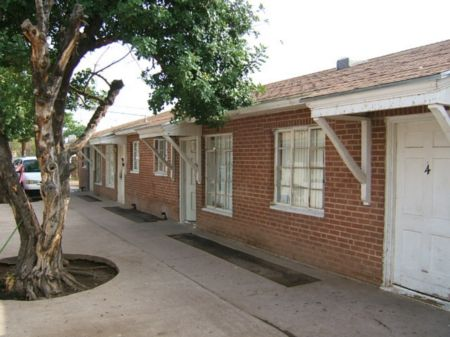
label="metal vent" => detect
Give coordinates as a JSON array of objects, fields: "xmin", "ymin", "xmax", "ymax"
[{"xmin": 336, "ymin": 57, "xmax": 350, "ymax": 70}]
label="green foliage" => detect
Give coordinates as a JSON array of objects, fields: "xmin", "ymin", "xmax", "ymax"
[
  {"xmin": 0, "ymin": 67, "xmax": 34, "ymax": 141},
  {"xmin": 63, "ymin": 112, "xmax": 85, "ymax": 138},
  {"xmin": 0, "ymin": 0, "xmax": 265, "ymax": 129}
]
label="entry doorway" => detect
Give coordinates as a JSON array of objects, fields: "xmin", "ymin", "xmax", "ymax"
[
  {"xmin": 117, "ymin": 144, "xmax": 126, "ymax": 204},
  {"xmin": 388, "ymin": 115, "xmax": 450, "ymax": 302},
  {"xmin": 180, "ymin": 138, "xmax": 198, "ymax": 223}
]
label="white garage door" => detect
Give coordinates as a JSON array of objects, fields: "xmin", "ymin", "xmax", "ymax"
[{"xmin": 394, "ymin": 118, "xmax": 450, "ymax": 301}]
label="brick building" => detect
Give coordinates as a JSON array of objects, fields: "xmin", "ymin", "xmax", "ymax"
[{"xmin": 79, "ymin": 40, "xmax": 450, "ymax": 304}]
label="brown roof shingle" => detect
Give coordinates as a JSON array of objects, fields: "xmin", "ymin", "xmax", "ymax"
[
  {"xmin": 93, "ymin": 111, "xmax": 173, "ymax": 138},
  {"xmin": 92, "ymin": 40, "xmax": 450, "ymax": 136},
  {"xmin": 256, "ymin": 39, "xmax": 450, "ymax": 102}
]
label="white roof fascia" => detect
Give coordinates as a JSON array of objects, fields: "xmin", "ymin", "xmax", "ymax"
[
  {"xmin": 163, "ymin": 122, "xmax": 201, "ymax": 137},
  {"xmin": 226, "ymin": 96, "xmax": 307, "ymax": 120},
  {"xmin": 114, "ymin": 127, "xmax": 141, "ymax": 136},
  {"xmin": 89, "ymin": 135, "xmax": 127, "ymax": 146},
  {"xmin": 309, "ymin": 75, "xmax": 450, "ymax": 118},
  {"xmin": 137, "ymin": 122, "xmax": 201, "ymax": 139},
  {"xmin": 136, "ymin": 125, "xmax": 165, "ymax": 139}
]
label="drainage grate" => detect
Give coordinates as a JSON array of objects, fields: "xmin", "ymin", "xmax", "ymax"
[
  {"xmin": 170, "ymin": 233, "xmax": 319, "ymax": 287},
  {"xmin": 104, "ymin": 206, "xmax": 163, "ymax": 223},
  {"xmin": 78, "ymin": 195, "xmax": 101, "ymax": 202}
]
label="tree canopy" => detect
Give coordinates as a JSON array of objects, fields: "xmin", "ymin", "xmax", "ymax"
[
  {"xmin": 0, "ymin": 0, "xmax": 265, "ymax": 127},
  {"xmin": 0, "ymin": 0, "xmax": 265, "ymax": 300}
]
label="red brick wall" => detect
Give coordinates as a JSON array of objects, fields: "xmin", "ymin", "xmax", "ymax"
[
  {"xmin": 197, "ymin": 106, "xmax": 428, "ymax": 285},
  {"xmin": 125, "ymin": 135, "xmax": 180, "ymax": 220},
  {"xmin": 93, "ymin": 144, "xmax": 118, "ymax": 201}
]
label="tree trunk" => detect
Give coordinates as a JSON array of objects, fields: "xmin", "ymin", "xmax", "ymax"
[
  {"xmin": 10, "ymin": 2, "xmax": 121, "ymax": 299},
  {"xmin": 0, "ymin": 132, "xmax": 39, "ymax": 297},
  {"xmin": 0, "ymin": 132, "xmax": 82, "ymax": 299},
  {"xmin": 20, "ymin": 140, "xmax": 26, "ymax": 156}
]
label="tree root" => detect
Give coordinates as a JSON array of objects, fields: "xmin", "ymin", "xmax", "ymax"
[
  {"xmin": 12, "ymin": 268, "xmax": 87, "ymax": 299},
  {"xmin": 60, "ymin": 270, "xmax": 88, "ymax": 291}
]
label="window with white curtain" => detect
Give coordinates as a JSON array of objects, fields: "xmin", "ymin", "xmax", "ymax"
[
  {"xmin": 274, "ymin": 126, "xmax": 325, "ymax": 212},
  {"xmin": 154, "ymin": 138, "xmax": 168, "ymax": 176},
  {"xmin": 105, "ymin": 145, "xmax": 115, "ymax": 188},
  {"xmin": 131, "ymin": 141, "xmax": 139, "ymax": 173},
  {"xmin": 205, "ymin": 134, "xmax": 233, "ymax": 213}
]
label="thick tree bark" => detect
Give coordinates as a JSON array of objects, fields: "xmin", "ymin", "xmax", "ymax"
[
  {"xmin": 0, "ymin": 1, "xmax": 123, "ymax": 299},
  {"xmin": 0, "ymin": 132, "xmax": 40, "ymax": 298}
]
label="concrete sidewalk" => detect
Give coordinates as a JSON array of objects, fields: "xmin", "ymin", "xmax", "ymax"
[{"xmin": 0, "ymin": 195, "xmax": 449, "ymax": 337}]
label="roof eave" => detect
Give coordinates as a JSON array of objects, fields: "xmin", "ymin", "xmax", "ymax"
[
  {"xmin": 226, "ymin": 96, "xmax": 307, "ymax": 120},
  {"xmin": 309, "ymin": 72, "xmax": 450, "ymax": 118}
]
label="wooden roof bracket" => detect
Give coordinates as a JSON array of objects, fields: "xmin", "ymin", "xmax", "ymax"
[
  {"xmin": 78, "ymin": 149, "xmax": 91, "ymax": 164},
  {"xmin": 92, "ymin": 145, "xmax": 107, "ymax": 161},
  {"xmin": 141, "ymin": 138, "xmax": 175, "ymax": 181},
  {"xmin": 428, "ymin": 104, "xmax": 450, "ymax": 143},
  {"xmin": 162, "ymin": 135, "xmax": 201, "ymax": 184},
  {"xmin": 313, "ymin": 116, "xmax": 372, "ymax": 206}
]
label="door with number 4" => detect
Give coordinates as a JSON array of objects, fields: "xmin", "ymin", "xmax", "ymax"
[{"xmin": 394, "ymin": 117, "xmax": 450, "ymax": 301}]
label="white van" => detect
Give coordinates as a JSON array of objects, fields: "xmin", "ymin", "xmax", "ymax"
[{"xmin": 13, "ymin": 156, "xmax": 42, "ymax": 196}]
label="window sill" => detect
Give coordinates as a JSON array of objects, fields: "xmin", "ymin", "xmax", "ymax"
[
  {"xmin": 201, "ymin": 207, "xmax": 233, "ymax": 218},
  {"xmin": 130, "ymin": 170, "xmax": 139, "ymax": 174},
  {"xmin": 154, "ymin": 171, "xmax": 168, "ymax": 177},
  {"xmin": 94, "ymin": 182, "xmax": 102, "ymax": 186},
  {"xmin": 270, "ymin": 204, "xmax": 324, "ymax": 218}
]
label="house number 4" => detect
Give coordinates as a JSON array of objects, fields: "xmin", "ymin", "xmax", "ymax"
[{"xmin": 424, "ymin": 163, "xmax": 431, "ymax": 175}]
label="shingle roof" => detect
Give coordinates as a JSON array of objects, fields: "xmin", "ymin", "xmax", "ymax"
[
  {"xmin": 92, "ymin": 111, "xmax": 173, "ymax": 138},
  {"xmin": 256, "ymin": 39, "xmax": 450, "ymax": 102},
  {"xmin": 92, "ymin": 39, "xmax": 450, "ymax": 137}
]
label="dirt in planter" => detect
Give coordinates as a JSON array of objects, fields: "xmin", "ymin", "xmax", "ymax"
[{"xmin": 0, "ymin": 255, "xmax": 118, "ymax": 300}]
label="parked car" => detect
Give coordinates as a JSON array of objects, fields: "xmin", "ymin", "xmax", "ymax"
[{"xmin": 13, "ymin": 156, "xmax": 42, "ymax": 197}]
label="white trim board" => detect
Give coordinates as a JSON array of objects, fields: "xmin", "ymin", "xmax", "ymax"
[
  {"xmin": 136, "ymin": 122, "xmax": 201, "ymax": 139},
  {"xmin": 90, "ymin": 135, "xmax": 127, "ymax": 146},
  {"xmin": 309, "ymin": 75, "xmax": 450, "ymax": 118}
]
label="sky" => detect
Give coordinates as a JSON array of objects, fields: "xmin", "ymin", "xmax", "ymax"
[{"xmin": 75, "ymin": 0, "xmax": 450, "ymax": 130}]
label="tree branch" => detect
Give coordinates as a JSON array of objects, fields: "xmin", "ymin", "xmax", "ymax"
[
  {"xmin": 21, "ymin": 19, "xmax": 48, "ymax": 74},
  {"xmin": 83, "ymin": 50, "xmax": 131, "ymax": 90},
  {"xmin": 93, "ymin": 73, "xmax": 111, "ymax": 87},
  {"xmin": 57, "ymin": 4, "xmax": 85, "ymax": 74},
  {"xmin": 34, "ymin": 0, "xmax": 54, "ymax": 34},
  {"xmin": 69, "ymin": 80, "xmax": 124, "ymax": 154},
  {"xmin": 94, "ymin": 50, "xmax": 132, "ymax": 75},
  {"xmin": 69, "ymin": 85, "xmax": 103, "ymax": 104}
]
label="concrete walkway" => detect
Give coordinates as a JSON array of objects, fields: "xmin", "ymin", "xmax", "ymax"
[{"xmin": 0, "ymin": 195, "xmax": 449, "ymax": 337}]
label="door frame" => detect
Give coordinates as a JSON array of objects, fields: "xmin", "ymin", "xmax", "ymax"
[
  {"xmin": 179, "ymin": 136, "xmax": 198, "ymax": 223},
  {"xmin": 383, "ymin": 112, "xmax": 450, "ymax": 309},
  {"xmin": 117, "ymin": 144, "xmax": 126, "ymax": 204}
]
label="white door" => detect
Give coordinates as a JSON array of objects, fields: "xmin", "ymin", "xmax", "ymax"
[
  {"xmin": 394, "ymin": 118, "xmax": 450, "ymax": 301},
  {"xmin": 181, "ymin": 139, "xmax": 197, "ymax": 222},
  {"xmin": 117, "ymin": 144, "xmax": 126, "ymax": 204}
]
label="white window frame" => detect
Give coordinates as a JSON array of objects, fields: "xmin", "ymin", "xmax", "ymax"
[
  {"xmin": 154, "ymin": 138, "xmax": 168, "ymax": 176},
  {"xmin": 94, "ymin": 150, "xmax": 102, "ymax": 185},
  {"xmin": 271, "ymin": 126, "xmax": 325, "ymax": 218},
  {"xmin": 131, "ymin": 141, "xmax": 140, "ymax": 173},
  {"xmin": 203, "ymin": 133, "xmax": 233, "ymax": 216},
  {"xmin": 105, "ymin": 145, "xmax": 115, "ymax": 188}
]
